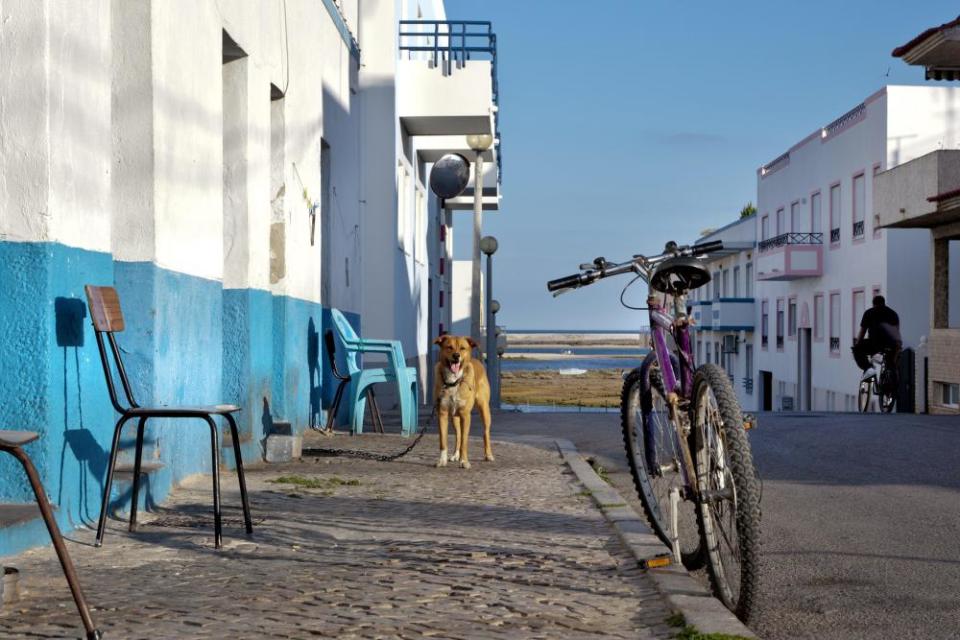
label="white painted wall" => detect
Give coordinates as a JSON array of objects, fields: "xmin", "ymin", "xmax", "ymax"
[{"xmin": 0, "ymin": 1, "xmax": 112, "ymax": 253}]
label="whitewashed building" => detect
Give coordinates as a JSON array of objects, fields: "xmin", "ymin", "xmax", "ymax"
[
  {"xmin": 753, "ymin": 85, "xmax": 960, "ymax": 412},
  {"xmin": 0, "ymin": 0, "xmax": 500, "ymax": 556},
  {"xmin": 690, "ymin": 216, "xmax": 759, "ymax": 411}
]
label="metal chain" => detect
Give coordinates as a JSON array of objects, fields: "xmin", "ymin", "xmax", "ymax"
[{"xmin": 305, "ymin": 405, "xmax": 435, "ymax": 462}]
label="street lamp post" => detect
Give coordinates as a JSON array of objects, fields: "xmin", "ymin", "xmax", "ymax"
[
  {"xmin": 480, "ymin": 235, "xmax": 498, "ymax": 379},
  {"xmin": 490, "ymin": 300, "xmax": 501, "ymax": 408},
  {"xmin": 466, "ymin": 133, "xmax": 493, "ymax": 344}
]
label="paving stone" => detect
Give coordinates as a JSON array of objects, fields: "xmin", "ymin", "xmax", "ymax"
[{"xmin": 0, "ymin": 433, "xmax": 674, "ymax": 639}]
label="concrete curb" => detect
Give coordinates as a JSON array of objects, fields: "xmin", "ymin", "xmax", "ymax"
[{"xmin": 555, "ymin": 438, "xmax": 759, "ymax": 639}]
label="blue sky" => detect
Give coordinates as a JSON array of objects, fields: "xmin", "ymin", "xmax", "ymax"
[{"xmin": 443, "ymin": 1, "xmax": 958, "ymax": 331}]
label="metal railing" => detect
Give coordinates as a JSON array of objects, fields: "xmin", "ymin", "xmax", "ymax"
[
  {"xmin": 853, "ymin": 220, "xmax": 865, "ymax": 238},
  {"xmin": 743, "ymin": 377, "xmax": 754, "ymax": 394},
  {"xmin": 830, "ymin": 228, "xmax": 840, "ymax": 243},
  {"xmin": 758, "ymin": 232, "xmax": 823, "ymax": 253},
  {"xmin": 830, "ymin": 337, "xmax": 840, "ymax": 352},
  {"xmin": 776, "ymin": 336, "xmax": 784, "ymax": 350},
  {"xmin": 399, "ymin": 20, "xmax": 501, "ymax": 182}
]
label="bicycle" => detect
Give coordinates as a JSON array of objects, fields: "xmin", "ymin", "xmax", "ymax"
[
  {"xmin": 856, "ymin": 347, "xmax": 899, "ymax": 413},
  {"xmin": 547, "ymin": 240, "xmax": 761, "ymax": 623}
]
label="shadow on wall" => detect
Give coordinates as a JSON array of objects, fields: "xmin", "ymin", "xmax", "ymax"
[
  {"xmin": 54, "ymin": 297, "xmax": 106, "ymax": 526},
  {"xmin": 308, "ymin": 318, "xmax": 321, "ymax": 430}
]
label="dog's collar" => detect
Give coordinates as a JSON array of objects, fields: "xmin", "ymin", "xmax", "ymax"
[{"xmin": 442, "ymin": 378, "xmax": 461, "ymax": 388}]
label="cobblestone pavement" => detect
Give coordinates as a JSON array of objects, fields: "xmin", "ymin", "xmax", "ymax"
[{"xmin": 0, "ymin": 433, "xmax": 675, "ymax": 639}]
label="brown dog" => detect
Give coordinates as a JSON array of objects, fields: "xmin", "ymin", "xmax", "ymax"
[{"xmin": 432, "ymin": 335, "xmax": 493, "ymax": 469}]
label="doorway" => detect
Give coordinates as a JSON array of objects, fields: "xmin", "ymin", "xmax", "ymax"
[
  {"xmin": 760, "ymin": 370, "xmax": 773, "ymax": 411},
  {"xmin": 798, "ymin": 328, "xmax": 812, "ymax": 411}
]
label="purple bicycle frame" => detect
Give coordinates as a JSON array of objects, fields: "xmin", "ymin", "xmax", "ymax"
[{"xmin": 648, "ymin": 295, "xmax": 694, "ymax": 400}]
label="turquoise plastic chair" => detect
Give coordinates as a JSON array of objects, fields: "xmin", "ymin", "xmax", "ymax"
[{"xmin": 330, "ymin": 309, "xmax": 418, "ymax": 435}]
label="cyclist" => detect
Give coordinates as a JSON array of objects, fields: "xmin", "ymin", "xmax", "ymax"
[{"xmin": 852, "ymin": 295, "xmax": 901, "ymax": 373}]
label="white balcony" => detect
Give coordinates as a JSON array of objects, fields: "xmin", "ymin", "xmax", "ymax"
[
  {"xmin": 692, "ymin": 302, "xmax": 712, "ymax": 330},
  {"xmin": 756, "ymin": 233, "xmax": 823, "ymax": 280},
  {"xmin": 713, "ymin": 298, "xmax": 755, "ymax": 331},
  {"xmin": 397, "ymin": 59, "xmax": 495, "ymax": 136}
]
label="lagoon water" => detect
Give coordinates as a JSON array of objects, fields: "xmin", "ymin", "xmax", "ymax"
[{"xmin": 501, "ymin": 347, "xmax": 650, "ymax": 372}]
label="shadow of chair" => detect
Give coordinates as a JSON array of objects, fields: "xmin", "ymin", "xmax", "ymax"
[
  {"xmin": 0, "ymin": 432, "xmax": 102, "ymax": 639},
  {"xmin": 329, "ymin": 309, "xmax": 417, "ymax": 435},
  {"xmin": 84, "ymin": 285, "xmax": 253, "ymax": 550},
  {"xmin": 323, "ymin": 330, "xmax": 384, "ymax": 433}
]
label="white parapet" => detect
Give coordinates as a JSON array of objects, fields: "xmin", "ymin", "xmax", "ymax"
[
  {"xmin": 874, "ymin": 150, "xmax": 960, "ymax": 228},
  {"xmin": 397, "ymin": 59, "xmax": 495, "ymax": 136}
]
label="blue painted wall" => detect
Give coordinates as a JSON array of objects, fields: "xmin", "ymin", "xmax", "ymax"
[{"xmin": 0, "ymin": 241, "xmax": 340, "ymax": 556}]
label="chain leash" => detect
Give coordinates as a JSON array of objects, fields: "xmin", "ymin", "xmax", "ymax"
[{"xmin": 305, "ymin": 404, "xmax": 436, "ymax": 462}]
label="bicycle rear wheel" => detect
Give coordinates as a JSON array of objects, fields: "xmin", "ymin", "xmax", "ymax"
[
  {"xmin": 692, "ymin": 363, "xmax": 761, "ymax": 623},
  {"xmin": 621, "ymin": 356, "xmax": 704, "ymax": 569},
  {"xmin": 879, "ymin": 370, "xmax": 897, "ymax": 413}
]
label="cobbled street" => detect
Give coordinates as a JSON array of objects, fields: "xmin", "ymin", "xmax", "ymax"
[{"xmin": 0, "ymin": 433, "xmax": 675, "ymax": 639}]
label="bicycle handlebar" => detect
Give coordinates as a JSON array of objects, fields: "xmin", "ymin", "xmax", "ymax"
[{"xmin": 546, "ymin": 240, "xmax": 724, "ymax": 294}]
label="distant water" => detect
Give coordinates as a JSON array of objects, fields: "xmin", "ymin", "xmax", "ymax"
[
  {"xmin": 502, "ymin": 347, "xmax": 650, "ymax": 372},
  {"xmin": 510, "ymin": 329, "xmax": 642, "ymax": 334}
]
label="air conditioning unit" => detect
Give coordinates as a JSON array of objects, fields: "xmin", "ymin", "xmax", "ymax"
[{"xmin": 722, "ymin": 334, "xmax": 739, "ymax": 354}]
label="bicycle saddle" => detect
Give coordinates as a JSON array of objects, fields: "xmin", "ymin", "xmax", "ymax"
[{"xmin": 650, "ymin": 256, "xmax": 711, "ymax": 294}]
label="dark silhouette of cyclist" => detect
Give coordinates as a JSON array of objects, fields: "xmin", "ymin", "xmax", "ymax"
[{"xmin": 852, "ymin": 295, "xmax": 901, "ymax": 371}]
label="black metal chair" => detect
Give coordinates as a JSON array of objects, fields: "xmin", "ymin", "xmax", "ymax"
[
  {"xmin": 84, "ymin": 285, "xmax": 252, "ymax": 549},
  {"xmin": 0, "ymin": 432, "xmax": 101, "ymax": 639},
  {"xmin": 323, "ymin": 330, "xmax": 384, "ymax": 433}
]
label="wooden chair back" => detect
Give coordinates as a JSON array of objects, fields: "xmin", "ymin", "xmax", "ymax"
[{"xmin": 84, "ymin": 286, "xmax": 125, "ymax": 333}]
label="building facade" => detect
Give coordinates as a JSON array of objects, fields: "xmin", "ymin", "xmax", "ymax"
[
  {"xmin": 753, "ymin": 85, "xmax": 959, "ymax": 412},
  {"xmin": 0, "ymin": 0, "xmax": 500, "ymax": 556},
  {"xmin": 690, "ymin": 217, "xmax": 759, "ymax": 411}
]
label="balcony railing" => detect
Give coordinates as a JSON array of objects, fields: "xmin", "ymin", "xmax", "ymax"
[
  {"xmin": 761, "ymin": 335, "xmax": 768, "ymax": 348},
  {"xmin": 853, "ymin": 220, "xmax": 865, "ymax": 238},
  {"xmin": 758, "ymin": 232, "xmax": 823, "ymax": 253},
  {"xmin": 830, "ymin": 337, "xmax": 840, "ymax": 352},
  {"xmin": 743, "ymin": 377, "xmax": 754, "ymax": 395},
  {"xmin": 399, "ymin": 20, "xmax": 501, "ymax": 181},
  {"xmin": 830, "ymin": 228, "xmax": 840, "ymax": 243},
  {"xmin": 776, "ymin": 336, "xmax": 784, "ymax": 350}
]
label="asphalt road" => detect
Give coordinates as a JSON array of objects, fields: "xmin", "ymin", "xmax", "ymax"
[{"xmin": 495, "ymin": 410, "xmax": 960, "ymax": 640}]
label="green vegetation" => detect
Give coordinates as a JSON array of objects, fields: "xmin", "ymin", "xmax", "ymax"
[
  {"xmin": 739, "ymin": 201, "xmax": 757, "ymax": 219},
  {"xmin": 666, "ymin": 615, "xmax": 751, "ymax": 640},
  {"xmin": 586, "ymin": 457, "xmax": 612, "ymax": 484},
  {"xmin": 268, "ymin": 475, "xmax": 361, "ymax": 490},
  {"xmin": 501, "ymin": 369, "xmax": 623, "ymax": 408}
]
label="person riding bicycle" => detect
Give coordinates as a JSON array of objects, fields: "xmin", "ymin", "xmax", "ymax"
[{"xmin": 852, "ymin": 295, "xmax": 901, "ymax": 373}]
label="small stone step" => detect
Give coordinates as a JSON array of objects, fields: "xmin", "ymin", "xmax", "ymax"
[{"xmin": 0, "ymin": 504, "xmax": 43, "ymax": 529}]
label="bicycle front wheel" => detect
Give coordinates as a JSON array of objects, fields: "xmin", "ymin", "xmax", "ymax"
[
  {"xmin": 621, "ymin": 359, "xmax": 704, "ymax": 569},
  {"xmin": 692, "ymin": 363, "xmax": 761, "ymax": 623},
  {"xmin": 858, "ymin": 379, "xmax": 872, "ymax": 412}
]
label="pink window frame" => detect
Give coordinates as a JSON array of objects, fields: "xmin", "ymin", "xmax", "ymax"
[
  {"xmin": 761, "ymin": 299, "xmax": 769, "ymax": 350},
  {"xmin": 787, "ymin": 294, "xmax": 798, "ymax": 341},
  {"xmin": 813, "ymin": 292, "xmax": 825, "ymax": 342},
  {"xmin": 852, "ymin": 287, "xmax": 866, "ymax": 343},
  {"xmin": 852, "ymin": 170, "xmax": 866, "ymax": 244},
  {"xmin": 810, "ymin": 189, "xmax": 822, "ymax": 235},
  {"xmin": 872, "ymin": 163, "xmax": 883, "ymax": 238},
  {"xmin": 871, "ymin": 284, "xmax": 882, "ymax": 300},
  {"xmin": 776, "ymin": 297, "xmax": 785, "ymax": 351},
  {"xmin": 761, "ymin": 214, "xmax": 770, "ymax": 241},
  {"xmin": 776, "ymin": 207, "xmax": 785, "ymax": 236},
  {"xmin": 829, "ymin": 289, "xmax": 841, "ymax": 358},
  {"xmin": 790, "ymin": 200, "xmax": 801, "ymax": 233},
  {"xmin": 829, "ymin": 181, "xmax": 842, "ymax": 248}
]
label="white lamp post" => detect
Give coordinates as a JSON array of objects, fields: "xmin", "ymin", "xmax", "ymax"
[{"xmin": 467, "ymin": 133, "xmax": 493, "ymax": 344}]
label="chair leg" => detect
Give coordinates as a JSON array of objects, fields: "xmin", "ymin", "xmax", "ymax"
[
  {"xmin": 368, "ymin": 388, "xmax": 385, "ymax": 434},
  {"xmin": 129, "ymin": 417, "xmax": 147, "ymax": 532},
  {"xmin": 326, "ymin": 379, "xmax": 349, "ymax": 432},
  {"xmin": 9, "ymin": 446, "xmax": 102, "ymax": 639},
  {"xmin": 351, "ymin": 382, "xmax": 367, "ymax": 435},
  {"xmin": 96, "ymin": 414, "xmax": 133, "ymax": 547},
  {"xmin": 202, "ymin": 415, "xmax": 223, "ymax": 549},
  {"xmin": 225, "ymin": 413, "xmax": 253, "ymax": 535}
]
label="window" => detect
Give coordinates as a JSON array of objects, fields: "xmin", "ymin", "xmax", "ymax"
[
  {"xmin": 745, "ymin": 344, "xmax": 754, "ymax": 394},
  {"xmin": 830, "ymin": 292, "xmax": 841, "ymax": 352},
  {"xmin": 697, "ymin": 340, "xmax": 702, "ymax": 364},
  {"xmin": 715, "ymin": 341, "xmax": 721, "ymax": 365},
  {"xmin": 776, "ymin": 299, "xmax": 784, "ymax": 349},
  {"xmin": 811, "ymin": 192, "xmax": 822, "ymax": 235},
  {"xmin": 872, "ymin": 285, "xmax": 881, "ymax": 300},
  {"xmin": 788, "ymin": 298, "xmax": 797, "ymax": 337},
  {"xmin": 713, "ymin": 271, "xmax": 721, "ymax": 301},
  {"xmin": 733, "ymin": 266, "xmax": 741, "ymax": 297},
  {"xmin": 852, "ymin": 173, "xmax": 865, "ymax": 238},
  {"xmin": 397, "ymin": 163, "xmax": 411, "ymax": 253},
  {"xmin": 791, "ymin": 201, "xmax": 802, "ymax": 233},
  {"xmin": 940, "ymin": 382, "xmax": 960, "ymax": 407},
  {"xmin": 872, "ymin": 165, "xmax": 883, "ymax": 235},
  {"xmin": 745, "ymin": 263, "xmax": 753, "ymax": 297},
  {"xmin": 761, "ymin": 300, "xmax": 769, "ymax": 348},
  {"xmin": 414, "ymin": 186, "xmax": 427, "ymax": 265},
  {"xmin": 706, "ymin": 342, "xmax": 712, "ymax": 364},
  {"xmin": 830, "ymin": 184, "xmax": 841, "ymax": 243},
  {"xmin": 814, "ymin": 294, "xmax": 824, "ymax": 340},
  {"xmin": 853, "ymin": 289, "xmax": 865, "ymax": 338},
  {"xmin": 722, "ymin": 269, "xmax": 729, "ymax": 298},
  {"xmin": 761, "ymin": 215, "xmax": 770, "ymax": 241},
  {"xmin": 776, "ymin": 208, "xmax": 785, "ymax": 236}
]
